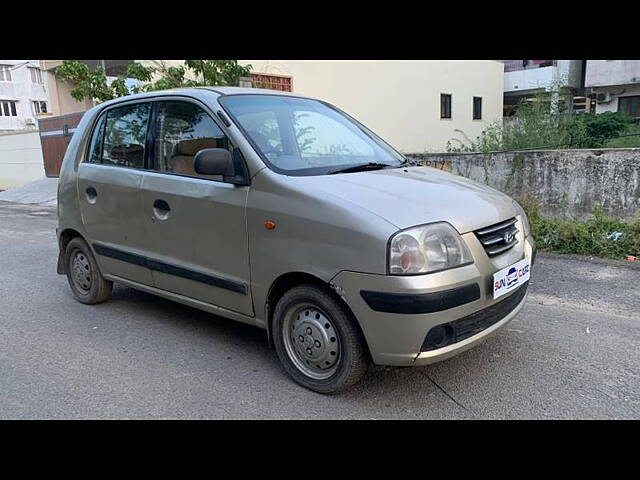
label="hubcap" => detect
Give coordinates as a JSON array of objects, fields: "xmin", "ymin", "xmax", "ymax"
[
  {"xmin": 282, "ymin": 304, "xmax": 341, "ymax": 380},
  {"xmin": 71, "ymin": 250, "xmax": 92, "ymax": 292}
]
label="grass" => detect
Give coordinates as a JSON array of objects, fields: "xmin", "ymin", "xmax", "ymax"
[
  {"xmin": 517, "ymin": 195, "xmax": 640, "ymax": 259},
  {"xmin": 604, "ymin": 123, "xmax": 640, "ymax": 148}
]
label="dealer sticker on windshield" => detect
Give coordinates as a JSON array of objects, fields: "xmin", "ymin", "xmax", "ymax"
[{"xmin": 493, "ymin": 258, "xmax": 530, "ymax": 299}]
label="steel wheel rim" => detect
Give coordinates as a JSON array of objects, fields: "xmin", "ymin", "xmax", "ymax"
[
  {"xmin": 282, "ymin": 303, "xmax": 341, "ymax": 380},
  {"xmin": 71, "ymin": 249, "xmax": 92, "ymax": 293}
]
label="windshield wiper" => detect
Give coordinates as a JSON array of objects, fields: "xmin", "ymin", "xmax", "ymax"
[
  {"xmin": 400, "ymin": 157, "xmax": 418, "ymax": 167},
  {"xmin": 328, "ymin": 163, "xmax": 393, "ymax": 175}
]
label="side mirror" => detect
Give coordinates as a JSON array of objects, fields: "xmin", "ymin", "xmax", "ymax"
[
  {"xmin": 193, "ymin": 148, "xmax": 250, "ymax": 186},
  {"xmin": 193, "ymin": 148, "xmax": 233, "ymax": 176}
]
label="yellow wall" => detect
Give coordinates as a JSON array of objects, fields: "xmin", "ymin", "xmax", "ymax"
[{"xmin": 239, "ymin": 60, "xmax": 503, "ymax": 153}]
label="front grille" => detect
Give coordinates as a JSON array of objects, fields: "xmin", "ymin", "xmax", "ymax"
[
  {"xmin": 474, "ymin": 217, "xmax": 519, "ymax": 257},
  {"xmin": 420, "ymin": 282, "xmax": 528, "ymax": 352}
]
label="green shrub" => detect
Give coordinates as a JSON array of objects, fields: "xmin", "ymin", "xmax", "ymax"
[
  {"xmin": 604, "ymin": 122, "xmax": 640, "ymax": 148},
  {"xmin": 516, "ymin": 195, "xmax": 640, "ymax": 259},
  {"xmin": 446, "ymin": 85, "xmax": 637, "ymax": 152},
  {"xmin": 568, "ymin": 111, "xmax": 633, "ymax": 148}
]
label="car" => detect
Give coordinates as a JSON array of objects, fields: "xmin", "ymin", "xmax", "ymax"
[{"xmin": 56, "ymin": 87, "xmax": 536, "ymax": 394}]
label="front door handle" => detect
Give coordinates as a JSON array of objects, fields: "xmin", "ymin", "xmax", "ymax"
[{"xmin": 152, "ymin": 199, "xmax": 171, "ymax": 220}]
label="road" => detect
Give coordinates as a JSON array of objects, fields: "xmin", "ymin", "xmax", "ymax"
[{"xmin": 1, "ymin": 201, "xmax": 638, "ymax": 419}]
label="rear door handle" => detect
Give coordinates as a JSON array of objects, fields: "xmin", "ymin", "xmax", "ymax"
[
  {"xmin": 152, "ymin": 199, "xmax": 171, "ymax": 220},
  {"xmin": 85, "ymin": 186, "xmax": 97, "ymax": 204}
]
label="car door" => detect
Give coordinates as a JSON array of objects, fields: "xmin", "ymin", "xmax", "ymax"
[
  {"xmin": 138, "ymin": 99, "xmax": 253, "ymax": 316},
  {"xmin": 77, "ymin": 101, "xmax": 154, "ymax": 285}
]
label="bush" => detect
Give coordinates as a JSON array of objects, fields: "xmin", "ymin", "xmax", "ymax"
[
  {"xmin": 604, "ymin": 122, "xmax": 640, "ymax": 148},
  {"xmin": 568, "ymin": 111, "xmax": 633, "ymax": 148},
  {"xmin": 517, "ymin": 195, "xmax": 640, "ymax": 259},
  {"xmin": 447, "ymin": 87, "xmax": 637, "ymax": 152},
  {"xmin": 448, "ymin": 91, "xmax": 570, "ymax": 153}
]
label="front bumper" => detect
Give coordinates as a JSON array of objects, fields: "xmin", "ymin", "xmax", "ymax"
[{"xmin": 330, "ymin": 230, "xmax": 534, "ymax": 366}]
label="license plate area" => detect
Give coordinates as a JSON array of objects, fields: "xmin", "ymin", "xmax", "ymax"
[{"xmin": 492, "ymin": 258, "xmax": 530, "ymax": 299}]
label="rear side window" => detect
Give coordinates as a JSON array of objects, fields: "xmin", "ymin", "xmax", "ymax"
[
  {"xmin": 99, "ymin": 103, "xmax": 150, "ymax": 169},
  {"xmin": 87, "ymin": 114, "xmax": 106, "ymax": 163},
  {"xmin": 152, "ymin": 101, "xmax": 230, "ymax": 178}
]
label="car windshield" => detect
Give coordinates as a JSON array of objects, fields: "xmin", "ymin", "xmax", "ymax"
[{"xmin": 219, "ymin": 95, "xmax": 406, "ymax": 175}]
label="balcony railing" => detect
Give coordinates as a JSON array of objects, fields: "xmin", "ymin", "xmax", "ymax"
[{"xmin": 504, "ymin": 60, "xmax": 557, "ymax": 72}]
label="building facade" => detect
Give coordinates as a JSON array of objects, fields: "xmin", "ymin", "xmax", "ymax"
[
  {"xmin": 239, "ymin": 60, "xmax": 504, "ymax": 153},
  {"xmin": 40, "ymin": 60, "xmax": 95, "ymax": 117},
  {"xmin": 585, "ymin": 60, "xmax": 640, "ymax": 120},
  {"xmin": 0, "ymin": 60, "xmax": 50, "ymax": 133},
  {"xmin": 502, "ymin": 60, "xmax": 587, "ymax": 115}
]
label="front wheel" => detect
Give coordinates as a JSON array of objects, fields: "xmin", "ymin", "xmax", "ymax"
[{"xmin": 272, "ymin": 285, "xmax": 370, "ymax": 394}]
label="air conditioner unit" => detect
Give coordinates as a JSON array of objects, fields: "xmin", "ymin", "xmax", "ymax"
[
  {"xmin": 24, "ymin": 118, "xmax": 36, "ymax": 125},
  {"xmin": 596, "ymin": 92, "xmax": 612, "ymax": 103}
]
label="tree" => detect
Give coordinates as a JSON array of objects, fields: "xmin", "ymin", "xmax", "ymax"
[{"xmin": 55, "ymin": 60, "xmax": 253, "ymax": 103}]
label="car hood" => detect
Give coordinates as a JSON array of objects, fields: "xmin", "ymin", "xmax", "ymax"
[{"xmin": 301, "ymin": 166, "xmax": 517, "ymax": 234}]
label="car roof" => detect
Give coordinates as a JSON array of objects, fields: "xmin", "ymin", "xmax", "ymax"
[
  {"xmin": 90, "ymin": 86, "xmax": 316, "ymax": 113},
  {"xmin": 198, "ymin": 86, "xmax": 302, "ymax": 97}
]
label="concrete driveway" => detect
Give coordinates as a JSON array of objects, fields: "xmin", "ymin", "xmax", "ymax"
[{"xmin": 1, "ymin": 201, "xmax": 638, "ymax": 419}]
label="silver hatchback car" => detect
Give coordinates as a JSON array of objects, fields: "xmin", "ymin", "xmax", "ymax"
[{"xmin": 57, "ymin": 87, "xmax": 535, "ymax": 393}]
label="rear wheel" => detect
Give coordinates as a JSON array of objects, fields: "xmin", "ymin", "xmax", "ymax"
[
  {"xmin": 272, "ymin": 285, "xmax": 370, "ymax": 394},
  {"xmin": 65, "ymin": 237, "xmax": 112, "ymax": 304}
]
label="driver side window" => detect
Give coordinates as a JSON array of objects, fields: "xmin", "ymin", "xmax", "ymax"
[{"xmin": 153, "ymin": 101, "xmax": 230, "ymax": 179}]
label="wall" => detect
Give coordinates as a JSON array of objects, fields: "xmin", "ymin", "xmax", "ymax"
[
  {"xmin": 0, "ymin": 60, "xmax": 49, "ymax": 132},
  {"xmin": 585, "ymin": 60, "xmax": 640, "ymax": 88},
  {"xmin": 0, "ymin": 130, "xmax": 45, "ymax": 190},
  {"xmin": 239, "ymin": 60, "xmax": 504, "ymax": 153},
  {"xmin": 406, "ymin": 149, "xmax": 640, "ymax": 220}
]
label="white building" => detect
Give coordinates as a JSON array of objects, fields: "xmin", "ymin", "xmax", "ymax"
[
  {"xmin": 585, "ymin": 60, "xmax": 640, "ymax": 120},
  {"xmin": 0, "ymin": 60, "xmax": 50, "ymax": 133},
  {"xmin": 239, "ymin": 60, "xmax": 504, "ymax": 153},
  {"xmin": 502, "ymin": 60, "xmax": 586, "ymax": 115}
]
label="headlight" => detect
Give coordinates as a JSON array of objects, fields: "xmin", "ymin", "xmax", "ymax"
[
  {"xmin": 512, "ymin": 200, "xmax": 531, "ymax": 238},
  {"xmin": 388, "ymin": 222, "xmax": 473, "ymax": 275}
]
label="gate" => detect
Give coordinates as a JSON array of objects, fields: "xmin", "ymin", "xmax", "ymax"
[{"xmin": 38, "ymin": 111, "xmax": 86, "ymax": 177}]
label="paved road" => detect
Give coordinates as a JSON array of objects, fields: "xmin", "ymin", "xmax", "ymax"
[{"xmin": 1, "ymin": 201, "xmax": 638, "ymax": 419}]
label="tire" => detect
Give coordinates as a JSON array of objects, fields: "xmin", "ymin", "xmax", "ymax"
[
  {"xmin": 272, "ymin": 284, "xmax": 370, "ymax": 394},
  {"xmin": 64, "ymin": 237, "xmax": 113, "ymax": 305}
]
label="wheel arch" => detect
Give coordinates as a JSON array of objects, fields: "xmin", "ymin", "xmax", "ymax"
[
  {"xmin": 57, "ymin": 228, "xmax": 87, "ymax": 274},
  {"xmin": 264, "ymin": 271, "xmax": 371, "ymax": 358}
]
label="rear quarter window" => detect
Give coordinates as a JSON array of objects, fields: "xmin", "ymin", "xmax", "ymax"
[{"xmin": 87, "ymin": 114, "xmax": 106, "ymax": 163}]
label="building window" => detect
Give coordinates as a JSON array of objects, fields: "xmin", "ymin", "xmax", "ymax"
[
  {"xmin": 0, "ymin": 65, "xmax": 12, "ymax": 82},
  {"xmin": 618, "ymin": 95, "xmax": 640, "ymax": 120},
  {"xmin": 32, "ymin": 101, "xmax": 48, "ymax": 115},
  {"xmin": 0, "ymin": 100, "xmax": 18, "ymax": 117},
  {"xmin": 473, "ymin": 97, "xmax": 482, "ymax": 120},
  {"xmin": 250, "ymin": 73, "xmax": 292, "ymax": 92},
  {"xmin": 30, "ymin": 67, "xmax": 43, "ymax": 84},
  {"xmin": 441, "ymin": 94, "xmax": 452, "ymax": 119}
]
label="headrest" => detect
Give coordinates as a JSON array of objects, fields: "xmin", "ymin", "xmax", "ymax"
[{"xmin": 176, "ymin": 138, "xmax": 217, "ymax": 156}]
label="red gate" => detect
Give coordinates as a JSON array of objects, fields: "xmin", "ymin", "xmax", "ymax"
[{"xmin": 38, "ymin": 111, "xmax": 86, "ymax": 177}]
